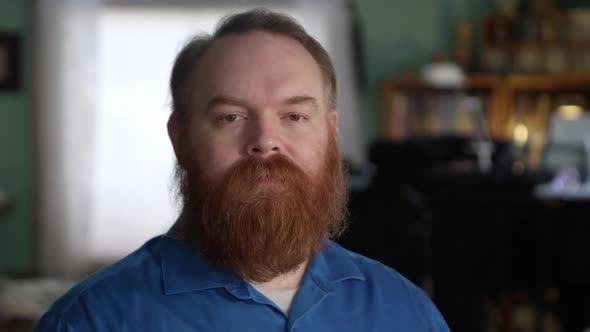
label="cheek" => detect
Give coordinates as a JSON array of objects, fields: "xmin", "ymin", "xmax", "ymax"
[
  {"xmin": 289, "ymin": 134, "xmax": 329, "ymax": 177},
  {"xmin": 192, "ymin": 135, "xmax": 242, "ymax": 183}
]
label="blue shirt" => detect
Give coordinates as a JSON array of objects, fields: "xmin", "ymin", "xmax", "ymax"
[{"xmin": 36, "ymin": 235, "xmax": 450, "ymax": 331}]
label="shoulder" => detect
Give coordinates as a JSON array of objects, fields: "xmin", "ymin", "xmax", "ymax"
[
  {"xmin": 328, "ymin": 242, "xmax": 450, "ymax": 331},
  {"xmin": 36, "ymin": 236, "xmax": 164, "ymax": 330},
  {"xmin": 329, "ymin": 241, "xmax": 419, "ymax": 291}
]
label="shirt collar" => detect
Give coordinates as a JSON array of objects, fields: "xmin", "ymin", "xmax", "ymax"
[
  {"xmin": 159, "ymin": 235, "xmax": 365, "ymax": 295},
  {"xmin": 305, "ymin": 240, "xmax": 366, "ymax": 291},
  {"xmin": 159, "ymin": 235, "xmax": 245, "ymax": 295}
]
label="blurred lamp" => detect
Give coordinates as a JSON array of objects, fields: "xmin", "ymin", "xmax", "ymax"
[
  {"xmin": 558, "ymin": 104, "xmax": 583, "ymax": 120},
  {"xmin": 513, "ymin": 123, "xmax": 529, "ymax": 147}
]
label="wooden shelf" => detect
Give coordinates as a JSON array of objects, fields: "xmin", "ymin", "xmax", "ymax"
[
  {"xmin": 380, "ymin": 73, "xmax": 590, "ymax": 140},
  {"xmin": 465, "ymin": 73, "xmax": 504, "ymax": 89},
  {"xmin": 381, "ymin": 74, "xmax": 502, "ymax": 92},
  {"xmin": 507, "ymin": 73, "xmax": 590, "ymax": 91}
]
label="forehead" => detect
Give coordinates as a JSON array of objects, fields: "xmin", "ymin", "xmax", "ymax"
[{"xmin": 191, "ymin": 31, "xmax": 326, "ymax": 108}]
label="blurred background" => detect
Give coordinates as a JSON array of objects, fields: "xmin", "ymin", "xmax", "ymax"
[{"xmin": 1, "ymin": 0, "xmax": 590, "ymax": 331}]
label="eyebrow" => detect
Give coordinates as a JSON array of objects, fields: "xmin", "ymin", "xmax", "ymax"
[
  {"xmin": 283, "ymin": 95, "xmax": 319, "ymax": 109},
  {"xmin": 206, "ymin": 95, "xmax": 250, "ymax": 112},
  {"xmin": 206, "ymin": 94, "xmax": 319, "ymax": 112}
]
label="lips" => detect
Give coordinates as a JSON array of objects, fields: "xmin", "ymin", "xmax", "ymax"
[{"xmin": 256, "ymin": 178, "xmax": 275, "ymax": 186}]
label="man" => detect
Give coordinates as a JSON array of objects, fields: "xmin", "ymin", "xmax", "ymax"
[{"xmin": 36, "ymin": 8, "xmax": 450, "ymax": 331}]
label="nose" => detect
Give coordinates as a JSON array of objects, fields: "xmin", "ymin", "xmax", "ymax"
[{"xmin": 246, "ymin": 116, "xmax": 283, "ymax": 157}]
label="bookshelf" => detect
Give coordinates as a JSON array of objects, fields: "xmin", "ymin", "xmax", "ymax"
[
  {"xmin": 380, "ymin": 74, "xmax": 507, "ymax": 141},
  {"xmin": 380, "ymin": 73, "xmax": 590, "ymax": 141}
]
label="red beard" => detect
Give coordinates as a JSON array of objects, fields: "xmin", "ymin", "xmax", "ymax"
[{"xmin": 173, "ymin": 132, "xmax": 348, "ymax": 282}]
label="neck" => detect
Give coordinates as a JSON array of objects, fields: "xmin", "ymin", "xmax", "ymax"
[{"xmin": 250, "ymin": 261, "xmax": 308, "ymax": 289}]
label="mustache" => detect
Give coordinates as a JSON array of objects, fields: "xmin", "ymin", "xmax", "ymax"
[
  {"xmin": 213, "ymin": 154, "xmax": 311, "ymax": 207},
  {"xmin": 227, "ymin": 154, "xmax": 304, "ymax": 183}
]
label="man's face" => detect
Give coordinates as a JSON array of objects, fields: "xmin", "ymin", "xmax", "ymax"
[
  {"xmin": 168, "ymin": 31, "xmax": 346, "ymax": 282},
  {"xmin": 179, "ymin": 31, "xmax": 337, "ymax": 184}
]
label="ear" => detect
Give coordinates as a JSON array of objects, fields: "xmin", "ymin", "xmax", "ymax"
[
  {"xmin": 167, "ymin": 111, "xmax": 183, "ymax": 160},
  {"xmin": 328, "ymin": 110, "xmax": 339, "ymax": 135}
]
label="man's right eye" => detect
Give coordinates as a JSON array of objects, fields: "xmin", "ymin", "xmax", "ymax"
[
  {"xmin": 224, "ymin": 114, "xmax": 238, "ymax": 122},
  {"xmin": 219, "ymin": 114, "xmax": 245, "ymax": 123}
]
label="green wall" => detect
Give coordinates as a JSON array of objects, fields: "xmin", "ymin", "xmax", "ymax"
[
  {"xmin": 0, "ymin": 0, "xmax": 33, "ymax": 276},
  {"xmin": 354, "ymin": 0, "xmax": 494, "ymax": 143}
]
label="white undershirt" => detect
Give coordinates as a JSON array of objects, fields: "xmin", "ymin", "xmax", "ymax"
[{"xmin": 249, "ymin": 283, "xmax": 299, "ymax": 315}]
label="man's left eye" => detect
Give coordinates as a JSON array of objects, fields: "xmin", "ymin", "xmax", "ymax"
[{"xmin": 288, "ymin": 114, "xmax": 304, "ymax": 121}]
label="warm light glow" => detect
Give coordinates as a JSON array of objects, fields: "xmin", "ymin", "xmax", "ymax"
[
  {"xmin": 558, "ymin": 104, "xmax": 583, "ymax": 120},
  {"xmin": 512, "ymin": 161, "xmax": 525, "ymax": 175},
  {"xmin": 513, "ymin": 123, "xmax": 529, "ymax": 147}
]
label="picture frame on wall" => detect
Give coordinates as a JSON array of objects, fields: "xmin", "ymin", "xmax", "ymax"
[{"xmin": 0, "ymin": 33, "xmax": 20, "ymax": 91}]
